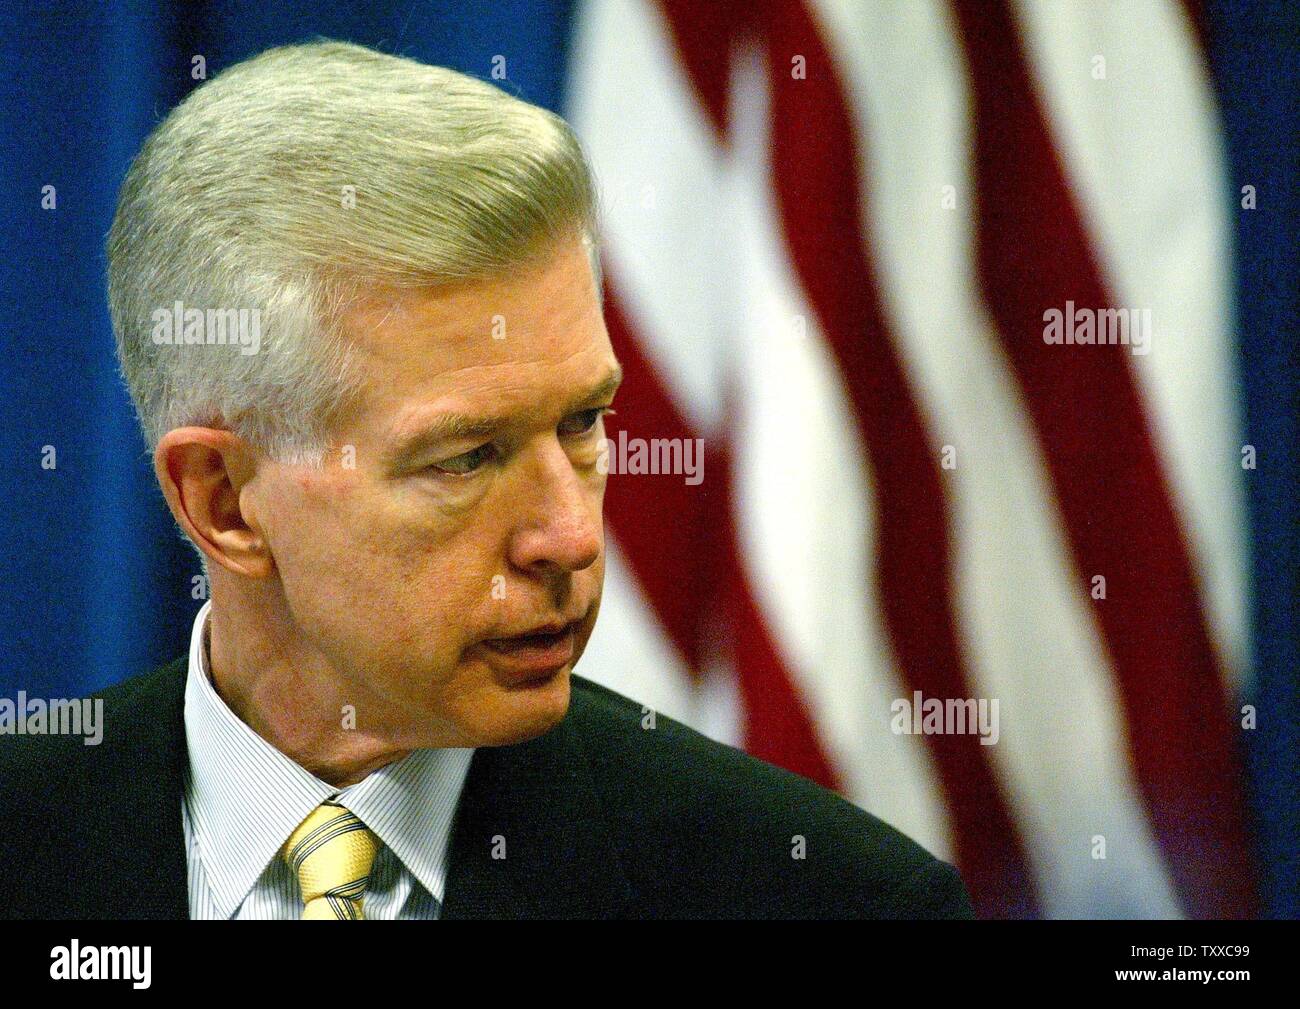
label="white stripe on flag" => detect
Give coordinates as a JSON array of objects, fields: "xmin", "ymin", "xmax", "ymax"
[
  {"xmin": 579, "ymin": 537, "xmax": 734, "ymax": 733},
  {"xmin": 724, "ymin": 41, "xmax": 955, "ymax": 859},
  {"xmin": 568, "ymin": 0, "xmax": 729, "ymax": 434},
  {"xmin": 812, "ymin": 0, "xmax": 1184, "ymax": 916},
  {"xmin": 1013, "ymin": 0, "xmax": 1249, "ymax": 685}
]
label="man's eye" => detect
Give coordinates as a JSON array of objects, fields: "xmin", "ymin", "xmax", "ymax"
[
  {"xmin": 431, "ymin": 443, "xmax": 496, "ymax": 476},
  {"xmin": 559, "ymin": 407, "xmax": 613, "ymax": 437}
]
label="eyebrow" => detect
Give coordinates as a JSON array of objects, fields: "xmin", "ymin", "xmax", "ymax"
[{"xmin": 387, "ymin": 364, "xmax": 623, "ymax": 466}]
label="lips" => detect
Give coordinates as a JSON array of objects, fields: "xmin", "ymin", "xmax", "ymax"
[{"xmin": 480, "ymin": 620, "xmax": 579, "ymax": 682}]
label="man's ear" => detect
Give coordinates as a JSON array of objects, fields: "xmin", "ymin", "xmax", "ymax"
[{"xmin": 154, "ymin": 428, "xmax": 275, "ymax": 579}]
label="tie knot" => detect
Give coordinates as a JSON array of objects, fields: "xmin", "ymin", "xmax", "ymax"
[{"xmin": 281, "ymin": 800, "xmax": 380, "ymax": 920}]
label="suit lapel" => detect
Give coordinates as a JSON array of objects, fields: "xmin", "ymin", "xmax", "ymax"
[
  {"xmin": 85, "ymin": 659, "xmax": 633, "ymax": 919},
  {"xmin": 441, "ymin": 704, "xmax": 634, "ymax": 919},
  {"xmin": 78, "ymin": 657, "xmax": 191, "ymax": 919}
]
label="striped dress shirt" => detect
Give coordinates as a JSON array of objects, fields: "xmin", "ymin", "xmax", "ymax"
[{"xmin": 181, "ymin": 601, "xmax": 475, "ymax": 919}]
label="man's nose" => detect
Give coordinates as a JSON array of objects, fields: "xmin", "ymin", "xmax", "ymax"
[{"xmin": 507, "ymin": 442, "xmax": 602, "ymax": 575}]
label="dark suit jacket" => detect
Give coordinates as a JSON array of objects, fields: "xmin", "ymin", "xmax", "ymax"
[{"xmin": 0, "ymin": 657, "xmax": 974, "ymax": 919}]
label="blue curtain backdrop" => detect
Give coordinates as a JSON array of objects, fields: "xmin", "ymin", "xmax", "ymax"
[{"xmin": 0, "ymin": 1, "xmax": 1294, "ymax": 917}]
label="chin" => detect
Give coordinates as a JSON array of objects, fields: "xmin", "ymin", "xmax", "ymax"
[{"xmin": 468, "ymin": 665, "xmax": 573, "ymax": 747}]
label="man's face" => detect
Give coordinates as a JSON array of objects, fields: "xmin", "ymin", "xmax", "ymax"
[{"xmin": 246, "ymin": 237, "xmax": 619, "ymax": 749}]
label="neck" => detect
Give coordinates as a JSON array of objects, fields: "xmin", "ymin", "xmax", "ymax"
[{"xmin": 205, "ymin": 576, "xmax": 413, "ymax": 788}]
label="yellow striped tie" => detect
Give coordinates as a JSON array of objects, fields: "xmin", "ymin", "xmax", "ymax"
[{"xmin": 281, "ymin": 800, "xmax": 380, "ymax": 920}]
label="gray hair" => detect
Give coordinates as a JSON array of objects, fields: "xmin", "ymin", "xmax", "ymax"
[{"xmin": 108, "ymin": 40, "xmax": 602, "ymax": 466}]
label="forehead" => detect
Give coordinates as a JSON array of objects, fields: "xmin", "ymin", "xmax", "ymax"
[{"xmin": 338, "ymin": 240, "xmax": 615, "ymax": 434}]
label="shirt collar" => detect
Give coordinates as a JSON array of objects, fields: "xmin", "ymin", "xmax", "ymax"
[{"xmin": 183, "ymin": 601, "xmax": 475, "ymax": 919}]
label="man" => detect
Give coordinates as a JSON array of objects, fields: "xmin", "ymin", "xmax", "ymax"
[{"xmin": 0, "ymin": 41, "xmax": 973, "ymax": 919}]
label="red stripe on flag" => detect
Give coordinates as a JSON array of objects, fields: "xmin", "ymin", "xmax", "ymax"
[
  {"xmin": 761, "ymin": 0, "xmax": 1040, "ymax": 920},
  {"xmin": 1179, "ymin": 0, "xmax": 1214, "ymax": 70},
  {"xmin": 707, "ymin": 437, "xmax": 841, "ymax": 786},
  {"xmin": 599, "ymin": 292, "xmax": 711, "ymax": 666},
  {"xmin": 951, "ymin": 0, "xmax": 1257, "ymax": 918},
  {"xmin": 656, "ymin": 0, "xmax": 753, "ymax": 134},
  {"xmin": 600, "ymin": 285, "xmax": 839, "ymax": 788},
  {"xmin": 658, "ymin": 0, "xmax": 1044, "ymax": 917}
]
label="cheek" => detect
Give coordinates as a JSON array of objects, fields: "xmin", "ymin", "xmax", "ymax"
[
  {"xmin": 333, "ymin": 493, "xmax": 508, "ymax": 654},
  {"xmin": 389, "ymin": 504, "xmax": 504, "ymax": 600},
  {"xmin": 265, "ymin": 473, "xmax": 371, "ymax": 576},
  {"xmin": 572, "ymin": 552, "xmax": 606, "ymax": 651},
  {"xmin": 262, "ymin": 474, "xmax": 419, "ymax": 640}
]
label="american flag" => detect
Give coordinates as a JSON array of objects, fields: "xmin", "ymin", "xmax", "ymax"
[{"xmin": 564, "ymin": 0, "xmax": 1256, "ymax": 919}]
